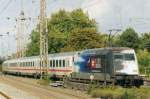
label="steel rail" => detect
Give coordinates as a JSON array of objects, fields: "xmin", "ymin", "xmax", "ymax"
[{"xmin": 0, "ymin": 91, "xmax": 11, "ymax": 99}]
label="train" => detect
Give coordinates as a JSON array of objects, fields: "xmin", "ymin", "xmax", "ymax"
[{"xmin": 2, "ymin": 47, "xmax": 143, "ymax": 87}]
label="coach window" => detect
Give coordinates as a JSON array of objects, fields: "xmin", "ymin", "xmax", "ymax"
[
  {"xmin": 30, "ymin": 62, "xmax": 32, "ymax": 67},
  {"xmin": 40, "ymin": 61, "xmax": 41, "ymax": 67},
  {"xmin": 63, "ymin": 60, "xmax": 65, "ymax": 67},
  {"xmin": 56, "ymin": 60, "xmax": 58, "ymax": 67},
  {"xmin": 53, "ymin": 60, "xmax": 55, "ymax": 67},
  {"xmin": 50, "ymin": 60, "xmax": 52, "ymax": 67},
  {"xmin": 48, "ymin": 60, "xmax": 50, "ymax": 67},
  {"xmin": 65, "ymin": 60, "xmax": 69, "ymax": 67},
  {"xmin": 33, "ymin": 61, "xmax": 34, "ymax": 67},
  {"xmin": 31, "ymin": 62, "xmax": 33, "ymax": 67},
  {"xmin": 32, "ymin": 62, "xmax": 34, "ymax": 67},
  {"xmin": 21, "ymin": 62, "xmax": 23, "ymax": 67},
  {"xmin": 68, "ymin": 60, "xmax": 70, "ymax": 67},
  {"xmin": 30, "ymin": 62, "xmax": 31, "ymax": 67},
  {"xmin": 59, "ymin": 60, "xmax": 61, "ymax": 67}
]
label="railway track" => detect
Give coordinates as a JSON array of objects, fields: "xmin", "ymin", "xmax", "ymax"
[
  {"xmin": 1, "ymin": 75, "xmax": 91, "ymax": 99},
  {"xmin": 143, "ymin": 77, "xmax": 150, "ymax": 86},
  {"xmin": 0, "ymin": 91, "xmax": 11, "ymax": 99}
]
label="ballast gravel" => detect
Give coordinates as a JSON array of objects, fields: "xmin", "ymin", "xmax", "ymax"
[{"xmin": 0, "ymin": 83, "xmax": 39, "ymax": 99}]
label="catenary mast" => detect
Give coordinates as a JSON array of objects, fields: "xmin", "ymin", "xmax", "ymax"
[{"xmin": 39, "ymin": 0, "xmax": 48, "ymax": 79}]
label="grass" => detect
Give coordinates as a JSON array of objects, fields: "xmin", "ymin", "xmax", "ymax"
[
  {"xmin": 89, "ymin": 86, "xmax": 150, "ymax": 99},
  {"xmin": 37, "ymin": 74, "xmax": 52, "ymax": 85},
  {"xmin": 37, "ymin": 79, "xmax": 50, "ymax": 85}
]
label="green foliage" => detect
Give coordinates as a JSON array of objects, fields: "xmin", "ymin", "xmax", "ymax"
[
  {"xmin": 26, "ymin": 30, "xmax": 40, "ymax": 56},
  {"xmin": 37, "ymin": 79, "xmax": 50, "ymax": 85},
  {"xmin": 26, "ymin": 9, "xmax": 103, "ymax": 56},
  {"xmin": 89, "ymin": 87, "xmax": 150, "ymax": 99},
  {"xmin": 140, "ymin": 33, "xmax": 150, "ymax": 52},
  {"xmin": 137, "ymin": 49, "xmax": 150, "ymax": 74},
  {"xmin": 64, "ymin": 28, "xmax": 105, "ymax": 51},
  {"xmin": 116, "ymin": 28, "xmax": 140, "ymax": 50}
]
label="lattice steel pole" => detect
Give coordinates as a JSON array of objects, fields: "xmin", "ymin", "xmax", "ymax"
[
  {"xmin": 16, "ymin": 10, "xmax": 26, "ymax": 58},
  {"xmin": 40, "ymin": 0, "xmax": 48, "ymax": 79}
]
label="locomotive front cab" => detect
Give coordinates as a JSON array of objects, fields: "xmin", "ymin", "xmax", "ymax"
[{"xmin": 113, "ymin": 48, "xmax": 143, "ymax": 87}]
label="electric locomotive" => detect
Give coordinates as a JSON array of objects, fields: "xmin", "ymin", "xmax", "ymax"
[{"xmin": 69, "ymin": 47, "xmax": 143, "ymax": 87}]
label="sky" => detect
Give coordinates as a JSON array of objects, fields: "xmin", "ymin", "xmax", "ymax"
[{"xmin": 0, "ymin": 0, "xmax": 150, "ymax": 57}]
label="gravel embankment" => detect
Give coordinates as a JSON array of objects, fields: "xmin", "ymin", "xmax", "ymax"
[
  {"xmin": 0, "ymin": 75, "xmax": 91, "ymax": 99},
  {"xmin": 0, "ymin": 83, "xmax": 39, "ymax": 99}
]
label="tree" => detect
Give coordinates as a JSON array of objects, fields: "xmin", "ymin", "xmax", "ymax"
[
  {"xmin": 137, "ymin": 49, "xmax": 150, "ymax": 75},
  {"xmin": 116, "ymin": 28, "xmax": 140, "ymax": 50},
  {"xmin": 140, "ymin": 32, "xmax": 150, "ymax": 52},
  {"xmin": 26, "ymin": 9, "xmax": 102, "ymax": 56},
  {"xmin": 62, "ymin": 28, "xmax": 105, "ymax": 51},
  {"xmin": 26, "ymin": 30, "xmax": 40, "ymax": 56}
]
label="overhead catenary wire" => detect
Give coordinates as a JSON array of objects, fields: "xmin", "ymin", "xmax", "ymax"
[{"xmin": 0, "ymin": 0, "xmax": 12, "ymax": 16}]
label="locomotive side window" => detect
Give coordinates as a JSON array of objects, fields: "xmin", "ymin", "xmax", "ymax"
[
  {"xmin": 114, "ymin": 55, "xmax": 123, "ymax": 60},
  {"xmin": 124, "ymin": 54, "xmax": 135, "ymax": 61}
]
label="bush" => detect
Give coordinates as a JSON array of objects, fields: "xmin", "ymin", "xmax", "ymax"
[
  {"xmin": 89, "ymin": 87, "xmax": 150, "ymax": 99},
  {"xmin": 137, "ymin": 49, "xmax": 150, "ymax": 75}
]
